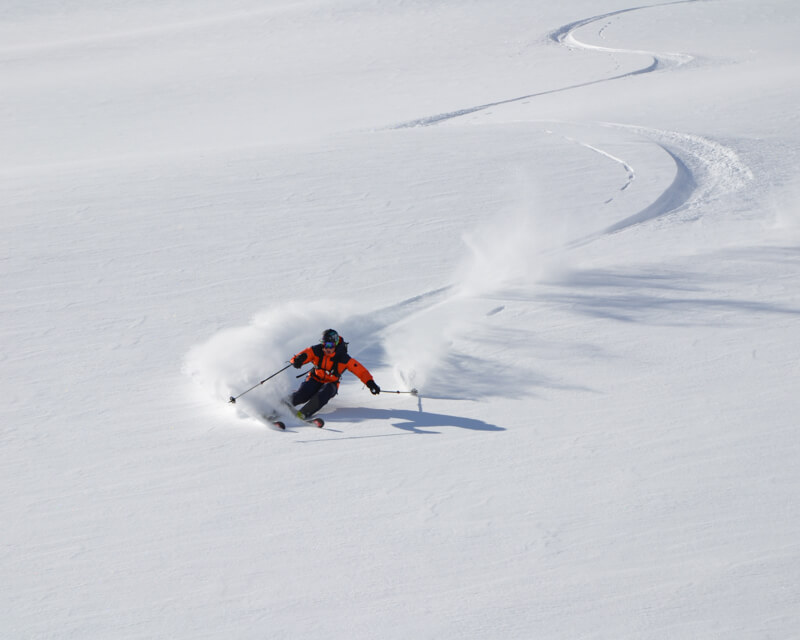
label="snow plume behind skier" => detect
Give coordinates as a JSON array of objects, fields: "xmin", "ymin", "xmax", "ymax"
[
  {"xmin": 185, "ymin": 302, "xmax": 347, "ymax": 408},
  {"xmin": 288, "ymin": 328, "xmax": 380, "ymax": 419}
]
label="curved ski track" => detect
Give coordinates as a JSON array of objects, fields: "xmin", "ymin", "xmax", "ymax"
[
  {"xmin": 548, "ymin": 0, "xmax": 697, "ymax": 70},
  {"xmin": 600, "ymin": 124, "xmax": 753, "ymax": 234},
  {"xmin": 394, "ymin": 0, "xmax": 751, "ymax": 240},
  {"xmin": 223, "ymin": 1, "xmax": 756, "ymax": 416}
]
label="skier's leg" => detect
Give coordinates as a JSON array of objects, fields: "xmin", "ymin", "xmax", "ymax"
[
  {"xmin": 299, "ymin": 383, "xmax": 338, "ymax": 418},
  {"xmin": 291, "ymin": 379, "xmax": 322, "ymax": 406}
]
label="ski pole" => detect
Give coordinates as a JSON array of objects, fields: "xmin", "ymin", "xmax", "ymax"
[
  {"xmin": 380, "ymin": 388, "xmax": 419, "ymax": 396},
  {"xmin": 228, "ymin": 364, "xmax": 292, "ymax": 404}
]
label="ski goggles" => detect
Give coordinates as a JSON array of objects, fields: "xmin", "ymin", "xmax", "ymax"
[{"xmin": 323, "ymin": 341, "xmax": 337, "ymax": 350}]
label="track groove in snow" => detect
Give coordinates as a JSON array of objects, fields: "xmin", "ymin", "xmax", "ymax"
[
  {"xmin": 548, "ymin": 0, "xmax": 699, "ymax": 69},
  {"xmin": 395, "ymin": 0, "xmax": 700, "ymax": 129},
  {"xmin": 600, "ymin": 125, "xmax": 754, "ymax": 233},
  {"xmin": 392, "ymin": 0, "xmax": 749, "ymax": 244}
]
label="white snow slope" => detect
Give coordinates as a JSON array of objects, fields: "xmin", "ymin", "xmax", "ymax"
[{"xmin": 3, "ymin": 1, "xmax": 800, "ymax": 638}]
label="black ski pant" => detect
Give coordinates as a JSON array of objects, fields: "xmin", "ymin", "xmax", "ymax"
[{"xmin": 291, "ymin": 378, "xmax": 338, "ymax": 417}]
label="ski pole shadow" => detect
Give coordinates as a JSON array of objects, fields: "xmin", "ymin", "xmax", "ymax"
[{"xmin": 327, "ymin": 406, "xmax": 505, "ymax": 435}]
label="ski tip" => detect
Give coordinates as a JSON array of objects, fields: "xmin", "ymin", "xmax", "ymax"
[
  {"xmin": 312, "ymin": 418, "xmax": 324, "ymax": 428},
  {"xmin": 272, "ymin": 421, "xmax": 286, "ymax": 430}
]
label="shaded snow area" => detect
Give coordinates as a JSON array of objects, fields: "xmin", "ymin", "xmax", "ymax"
[{"xmin": 3, "ymin": 1, "xmax": 800, "ymax": 638}]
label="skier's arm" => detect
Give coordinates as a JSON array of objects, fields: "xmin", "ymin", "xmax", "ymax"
[
  {"xmin": 345, "ymin": 357, "xmax": 372, "ymax": 384},
  {"xmin": 291, "ymin": 347, "xmax": 315, "ymax": 368}
]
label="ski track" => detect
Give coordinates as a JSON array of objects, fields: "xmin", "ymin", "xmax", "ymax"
[
  {"xmin": 548, "ymin": 0, "xmax": 699, "ymax": 69},
  {"xmin": 217, "ymin": 0, "xmax": 754, "ymax": 420},
  {"xmin": 344, "ymin": 0, "xmax": 755, "ymax": 401},
  {"xmin": 544, "ymin": 128, "xmax": 637, "ymax": 201},
  {"xmin": 394, "ymin": 0, "xmax": 751, "ymax": 240},
  {"xmin": 393, "ymin": 0, "xmax": 700, "ymax": 130},
  {"xmin": 543, "ymin": 0, "xmax": 752, "ymax": 237},
  {"xmin": 600, "ymin": 124, "xmax": 753, "ymax": 234}
]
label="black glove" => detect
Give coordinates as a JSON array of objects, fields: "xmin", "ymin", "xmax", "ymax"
[
  {"xmin": 292, "ymin": 353, "xmax": 307, "ymax": 369},
  {"xmin": 367, "ymin": 380, "xmax": 380, "ymax": 395}
]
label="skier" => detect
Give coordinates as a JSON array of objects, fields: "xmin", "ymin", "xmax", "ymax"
[{"xmin": 288, "ymin": 329, "xmax": 380, "ymax": 419}]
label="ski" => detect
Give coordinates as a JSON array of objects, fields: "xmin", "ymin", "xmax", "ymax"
[
  {"xmin": 273, "ymin": 417, "xmax": 323, "ymax": 429},
  {"xmin": 261, "ymin": 409, "xmax": 323, "ymax": 430},
  {"xmin": 289, "ymin": 412, "xmax": 325, "ymax": 428},
  {"xmin": 281, "ymin": 399, "xmax": 325, "ymax": 428},
  {"xmin": 261, "ymin": 412, "xmax": 286, "ymax": 430},
  {"xmin": 289, "ymin": 415, "xmax": 325, "ymax": 428}
]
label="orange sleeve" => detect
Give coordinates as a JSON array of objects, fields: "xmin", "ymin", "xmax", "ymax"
[
  {"xmin": 294, "ymin": 346, "xmax": 318, "ymax": 366},
  {"xmin": 344, "ymin": 357, "xmax": 373, "ymax": 385}
]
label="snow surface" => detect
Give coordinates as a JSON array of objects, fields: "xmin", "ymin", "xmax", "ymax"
[{"xmin": 3, "ymin": 0, "xmax": 800, "ymax": 637}]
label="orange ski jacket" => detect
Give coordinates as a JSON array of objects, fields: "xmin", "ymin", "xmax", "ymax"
[{"xmin": 292, "ymin": 342, "xmax": 374, "ymax": 387}]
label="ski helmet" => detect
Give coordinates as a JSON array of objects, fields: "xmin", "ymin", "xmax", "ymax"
[{"xmin": 321, "ymin": 329, "xmax": 340, "ymax": 347}]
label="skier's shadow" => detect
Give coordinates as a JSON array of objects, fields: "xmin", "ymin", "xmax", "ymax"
[{"xmin": 327, "ymin": 406, "xmax": 504, "ymax": 435}]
